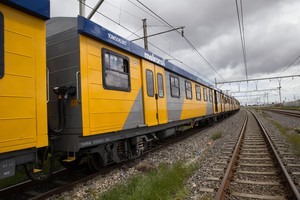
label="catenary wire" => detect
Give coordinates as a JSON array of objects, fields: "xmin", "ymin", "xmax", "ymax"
[
  {"xmin": 235, "ymin": 0, "xmax": 248, "ymax": 80},
  {"xmin": 135, "ymin": 0, "xmax": 227, "ymax": 82},
  {"xmin": 78, "ymin": 0, "xmax": 214, "ymax": 84}
]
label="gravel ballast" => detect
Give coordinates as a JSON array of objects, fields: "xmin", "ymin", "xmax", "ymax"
[
  {"xmin": 49, "ymin": 111, "xmax": 244, "ymax": 200},
  {"xmin": 48, "ymin": 108, "xmax": 300, "ymax": 199}
]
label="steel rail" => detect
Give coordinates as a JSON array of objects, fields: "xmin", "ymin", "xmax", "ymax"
[
  {"xmin": 251, "ymin": 110, "xmax": 300, "ymax": 199},
  {"xmin": 264, "ymin": 108, "xmax": 300, "ymax": 118},
  {"xmin": 214, "ymin": 111, "xmax": 248, "ymax": 200}
]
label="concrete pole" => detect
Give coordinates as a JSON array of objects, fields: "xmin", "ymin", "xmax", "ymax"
[
  {"xmin": 79, "ymin": 0, "xmax": 86, "ymax": 17},
  {"xmin": 87, "ymin": 0, "xmax": 105, "ymax": 19},
  {"xmin": 278, "ymin": 80, "xmax": 282, "ymax": 105},
  {"xmin": 142, "ymin": 19, "xmax": 148, "ymax": 50}
]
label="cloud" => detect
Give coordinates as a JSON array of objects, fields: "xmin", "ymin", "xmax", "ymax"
[{"xmin": 50, "ymin": 0, "xmax": 300, "ymax": 103}]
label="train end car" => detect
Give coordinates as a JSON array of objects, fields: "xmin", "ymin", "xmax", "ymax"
[
  {"xmin": 46, "ymin": 16, "xmax": 241, "ymax": 171},
  {"xmin": 47, "ymin": 16, "xmax": 153, "ymax": 169},
  {"xmin": 0, "ymin": 0, "xmax": 49, "ymax": 179}
]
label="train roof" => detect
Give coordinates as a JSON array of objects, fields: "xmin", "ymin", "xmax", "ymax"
[
  {"xmin": 2, "ymin": 0, "xmax": 50, "ymax": 19},
  {"xmin": 48, "ymin": 16, "xmax": 221, "ymax": 92},
  {"xmin": 77, "ymin": 16, "xmax": 222, "ymax": 91}
]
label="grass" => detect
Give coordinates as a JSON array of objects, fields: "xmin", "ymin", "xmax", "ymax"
[
  {"xmin": 99, "ymin": 161, "xmax": 196, "ymax": 200},
  {"xmin": 272, "ymin": 106, "xmax": 300, "ymax": 111},
  {"xmin": 270, "ymin": 120, "xmax": 289, "ymax": 135},
  {"xmin": 286, "ymin": 133, "xmax": 300, "ymax": 156},
  {"xmin": 211, "ymin": 132, "xmax": 223, "ymax": 141},
  {"xmin": 270, "ymin": 119, "xmax": 300, "ymax": 156},
  {"xmin": 201, "ymin": 194, "xmax": 213, "ymax": 200}
]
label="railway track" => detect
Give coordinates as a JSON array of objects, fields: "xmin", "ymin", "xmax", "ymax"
[
  {"xmin": 263, "ymin": 108, "xmax": 300, "ymax": 119},
  {"xmin": 197, "ymin": 110, "xmax": 300, "ymax": 199},
  {"xmin": 214, "ymin": 110, "xmax": 300, "ymax": 200},
  {"xmin": 0, "ymin": 116, "xmax": 228, "ymax": 200}
]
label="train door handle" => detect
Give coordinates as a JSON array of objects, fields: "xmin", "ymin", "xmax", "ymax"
[
  {"xmin": 46, "ymin": 68, "xmax": 49, "ymax": 103},
  {"xmin": 76, "ymin": 71, "xmax": 81, "ymax": 103}
]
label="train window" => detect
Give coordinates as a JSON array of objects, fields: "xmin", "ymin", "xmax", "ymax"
[
  {"xmin": 146, "ymin": 69, "xmax": 154, "ymax": 97},
  {"xmin": 209, "ymin": 89, "xmax": 212, "ymax": 102},
  {"xmin": 203, "ymin": 88, "xmax": 208, "ymax": 101},
  {"xmin": 185, "ymin": 81, "xmax": 192, "ymax": 99},
  {"xmin": 170, "ymin": 75, "xmax": 180, "ymax": 98},
  {"xmin": 195, "ymin": 85, "xmax": 201, "ymax": 101},
  {"xmin": 157, "ymin": 73, "xmax": 164, "ymax": 98},
  {"xmin": 102, "ymin": 49, "xmax": 130, "ymax": 92},
  {"xmin": 0, "ymin": 12, "xmax": 3, "ymax": 79}
]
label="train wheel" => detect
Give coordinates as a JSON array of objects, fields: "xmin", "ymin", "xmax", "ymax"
[
  {"xmin": 87, "ymin": 153, "xmax": 103, "ymax": 171},
  {"xmin": 58, "ymin": 156, "xmax": 82, "ymax": 169},
  {"xmin": 25, "ymin": 149, "xmax": 54, "ymax": 181}
]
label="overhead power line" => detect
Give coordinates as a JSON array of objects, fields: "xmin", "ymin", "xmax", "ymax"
[
  {"xmin": 277, "ymin": 54, "xmax": 300, "ymax": 77},
  {"xmin": 263, "ymin": 54, "xmax": 300, "ymax": 89},
  {"xmin": 235, "ymin": 0, "xmax": 248, "ymax": 80},
  {"xmin": 78, "ymin": 0, "xmax": 214, "ymax": 84},
  {"xmin": 135, "ymin": 0, "xmax": 227, "ymax": 82}
]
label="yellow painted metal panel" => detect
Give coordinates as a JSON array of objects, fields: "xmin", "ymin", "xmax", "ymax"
[
  {"xmin": 34, "ymin": 18, "xmax": 48, "ymax": 148},
  {"xmin": 0, "ymin": 118, "xmax": 35, "ymax": 143},
  {"xmin": 80, "ymin": 35, "xmax": 142, "ymax": 136},
  {"xmin": 79, "ymin": 35, "xmax": 90, "ymax": 136},
  {"xmin": 0, "ymin": 97, "xmax": 35, "ymax": 119},
  {"xmin": 154, "ymin": 65, "xmax": 168, "ymax": 124},
  {"xmin": 217, "ymin": 92, "xmax": 222, "ymax": 113},
  {"xmin": 0, "ymin": 4, "xmax": 48, "ymax": 153},
  {"xmin": 6, "ymin": 52, "xmax": 34, "ymax": 77},
  {"xmin": 141, "ymin": 60, "xmax": 158, "ymax": 126},
  {"xmin": 181, "ymin": 82, "xmax": 207, "ymax": 120},
  {"xmin": 0, "ymin": 74, "xmax": 35, "ymax": 97}
]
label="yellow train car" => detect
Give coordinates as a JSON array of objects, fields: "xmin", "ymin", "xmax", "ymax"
[
  {"xmin": 216, "ymin": 91, "xmax": 223, "ymax": 114},
  {"xmin": 0, "ymin": 1, "xmax": 49, "ymax": 179},
  {"xmin": 46, "ymin": 16, "xmax": 239, "ymax": 169}
]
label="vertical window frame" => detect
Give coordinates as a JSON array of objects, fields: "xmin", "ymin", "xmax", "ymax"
[
  {"xmin": 195, "ymin": 84, "xmax": 201, "ymax": 101},
  {"xmin": 209, "ymin": 89, "xmax": 212, "ymax": 102},
  {"xmin": 146, "ymin": 69, "xmax": 154, "ymax": 97},
  {"xmin": 203, "ymin": 88, "xmax": 208, "ymax": 101},
  {"xmin": 0, "ymin": 12, "xmax": 4, "ymax": 79},
  {"xmin": 170, "ymin": 75, "xmax": 180, "ymax": 98},
  {"xmin": 185, "ymin": 80, "xmax": 192, "ymax": 100},
  {"xmin": 102, "ymin": 48, "xmax": 131, "ymax": 92},
  {"xmin": 157, "ymin": 73, "xmax": 164, "ymax": 98}
]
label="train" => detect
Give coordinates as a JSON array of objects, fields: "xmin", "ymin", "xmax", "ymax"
[{"xmin": 0, "ymin": 1, "xmax": 240, "ymax": 181}]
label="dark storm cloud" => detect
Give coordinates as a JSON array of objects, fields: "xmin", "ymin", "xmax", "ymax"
[
  {"xmin": 123, "ymin": 0, "xmax": 299, "ymax": 81},
  {"xmin": 51, "ymin": 0, "xmax": 300, "ymax": 82}
]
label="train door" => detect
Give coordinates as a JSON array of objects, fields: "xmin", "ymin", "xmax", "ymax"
[
  {"xmin": 221, "ymin": 94, "xmax": 225, "ymax": 112},
  {"xmin": 220, "ymin": 93, "xmax": 223, "ymax": 112},
  {"xmin": 214, "ymin": 90, "xmax": 218, "ymax": 113},
  {"xmin": 142, "ymin": 60, "xmax": 168, "ymax": 126}
]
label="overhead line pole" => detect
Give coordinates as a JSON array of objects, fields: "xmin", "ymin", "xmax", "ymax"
[
  {"xmin": 216, "ymin": 75, "xmax": 300, "ymax": 84},
  {"xmin": 218, "ymin": 75, "xmax": 300, "ymax": 105},
  {"xmin": 131, "ymin": 26, "xmax": 185, "ymax": 42},
  {"xmin": 87, "ymin": 0, "xmax": 105, "ymax": 19},
  {"xmin": 142, "ymin": 19, "xmax": 148, "ymax": 50},
  {"xmin": 79, "ymin": 0, "xmax": 86, "ymax": 17},
  {"xmin": 135, "ymin": 0, "xmax": 226, "ymax": 82},
  {"xmin": 230, "ymin": 88, "xmax": 279, "ymax": 94}
]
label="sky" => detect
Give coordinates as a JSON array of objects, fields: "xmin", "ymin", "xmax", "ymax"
[{"xmin": 50, "ymin": 0, "xmax": 300, "ymax": 105}]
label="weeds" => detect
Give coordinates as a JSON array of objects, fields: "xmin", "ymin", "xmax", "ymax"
[
  {"xmin": 99, "ymin": 161, "xmax": 196, "ymax": 200},
  {"xmin": 286, "ymin": 133, "xmax": 300, "ymax": 156},
  {"xmin": 270, "ymin": 120, "xmax": 300, "ymax": 156},
  {"xmin": 211, "ymin": 132, "xmax": 222, "ymax": 141},
  {"xmin": 270, "ymin": 120, "xmax": 289, "ymax": 135}
]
